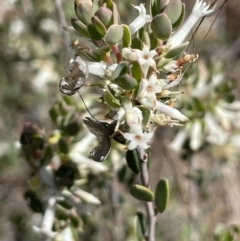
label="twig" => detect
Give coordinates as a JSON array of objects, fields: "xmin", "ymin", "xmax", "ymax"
[
  {"xmin": 136, "ymin": 147, "xmax": 156, "ymax": 241},
  {"xmin": 53, "ymin": 0, "xmax": 71, "ymax": 54}
]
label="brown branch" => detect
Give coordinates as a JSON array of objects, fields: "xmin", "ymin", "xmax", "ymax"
[{"xmin": 136, "ymin": 147, "xmax": 156, "ymax": 241}]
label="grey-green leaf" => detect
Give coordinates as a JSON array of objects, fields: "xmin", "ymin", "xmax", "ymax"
[
  {"xmin": 151, "ymin": 13, "xmax": 172, "ymax": 40},
  {"xmin": 104, "ymin": 24, "xmax": 123, "ymax": 45},
  {"xmin": 163, "ymin": 0, "xmax": 182, "ymax": 25}
]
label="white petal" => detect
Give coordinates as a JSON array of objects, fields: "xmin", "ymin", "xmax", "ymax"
[
  {"xmin": 128, "ymin": 141, "xmax": 138, "ymax": 150},
  {"xmin": 142, "ymin": 132, "xmax": 153, "ymax": 141},
  {"xmin": 123, "ymin": 132, "xmax": 135, "ymax": 141}
]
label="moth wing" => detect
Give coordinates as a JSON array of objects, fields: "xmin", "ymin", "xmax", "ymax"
[{"xmin": 83, "ymin": 117, "xmax": 116, "ymax": 162}]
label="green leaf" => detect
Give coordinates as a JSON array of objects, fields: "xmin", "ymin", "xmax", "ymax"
[
  {"xmin": 155, "ymin": 178, "xmax": 170, "ymax": 213},
  {"xmin": 129, "ymin": 61, "xmax": 142, "ymax": 83},
  {"xmin": 111, "ymin": 62, "xmax": 128, "ymax": 79},
  {"xmin": 163, "ymin": 0, "xmax": 182, "ymax": 25},
  {"xmin": 149, "ymin": 32, "xmax": 158, "ymax": 49},
  {"xmin": 164, "ymin": 42, "xmax": 189, "ymax": 58},
  {"xmin": 94, "ymin": 7, "xmax": 113, "ymax": 28},
  {"xmin": 75, "ymin": 2, "xmax": 92, "ymax": 25},
  {"xmin": 172, "ymin": 4, "xmax": 185, "ymax": 30},
  {"xmin": 71, "ymin": 18, "xmax": 89, "ymax": 38},
  {"xmin": 130, "ymin": 184, "xmax": 154, "ymax": 201},
  {"xmin": 49, "ymin": 106, "xmax": 58, "ymax": 123},
  {"xmin": 65, "ymin": 121, "xmax": 81, "ymax": 136},
  {"xmin": 122, "ymin": 24, "xmax": 131, "ymax": 48},
  {"xmin": 87, "ymin": 23, "xmax": 104, "ymax": 46},
  {"xmin": 76, "ymin": 47, "xmax": 110, "ymax": 62},
  {"xmin": 126, "ymin": 149, "xmax": 140, "ymax": 174},
  {"xmin": 134, "ymin": 211, "xmax": 146, "ymax": 240},
  {"xmin": 113, "ymin": 73, "xmax": 138, "ymax": 90},
  {"xmin": 107, "ymin": 84, "xmax": 122, "ymax": 103},
  {"xmin": 58, "ymin": 137, "xmax": 69, "ymax": 154},
  {"xmin": 70, "ymin": 214, "xmax": 81, "ymax": 228},
  {"xmin": 91, "ymin": 16, "xmax": 107, "ymax": 35},
  {"xmin": 158, "ymin": 0, "xmax": 170, "ymax": 11},
  {"xmin": 43, "ymin": 145, "xmax": 53, "ymax": 163},
  {"xmin": 104, "ymin": 24, "xmax": 123, "ymax": 45},
  {"xmin": 131, "ymin": 37, "xmax": 142, "ymax": 49},
  {"xmin": 151, "ymin": 13, "xmax": 172, "ymax": 40},
  {"xmin": 136, "ymin": 212, "xmax": 146, "ymax": 237},
  {"xmin": 139, "ymin": 107, "xmax": 151, "ymax": 126},
  {"xmin": 103, "ymin": 91, "xmax": 121, "ymax": 110}
]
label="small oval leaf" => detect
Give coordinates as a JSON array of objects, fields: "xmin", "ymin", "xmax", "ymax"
[
  {"xmin": 163, "ymin": 0, "xmax": 182, "ymax": 25},
  {"xmin": 155, "ymin": 178, "xmax": 169, "ymax": 213},
  {"xmin": 114, "ymin": 74, "xmax": 138, "ymax": 90},
  {"xmin": 130, "ymin": 184, "xmax": 154, "ymax": 202},
  {"xmin": 126, "ymin": 149, "xmax": 140, "ymax": 174},
  {"xmin": 91, "ymin": 16, "xmax": 107, "ymax": 35},
  {"xmin": 71, "ymin": 18, "xmax": 89, "ymax": 38},
  {"xmin": 58, "ymin": 137, "xmax": 69, "ymax": 154},
  {"xmin": 95, "ymin": 7, "xmax": 113, "ymax": 28},
  {"xmin": 151, "ymin": 13, "xmax": 172, "ymax": 40},
  {"xmin": 104, "ymin": 25, "xmax": 123, "ymax": 45},
  {"xmin": 75, "ymin": 3, "xmax": 92, "ymax": 25},
  {"xmin": 122, "ymin": 24, "xmax": 131, "ymax": 48},
  {"xmin": 165, "ymin": 42, "xmax": 189, "ymax": 58}
]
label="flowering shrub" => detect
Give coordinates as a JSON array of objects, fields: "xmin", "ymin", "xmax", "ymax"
[{"xmin": 19, "ymin": 0, "xmax": 232, "ymax": 241}]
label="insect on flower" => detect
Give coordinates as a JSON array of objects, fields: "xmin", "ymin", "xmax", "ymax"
[{"xmin": 59, "ymin": 56, "xmax": 89, "ymax": 95}]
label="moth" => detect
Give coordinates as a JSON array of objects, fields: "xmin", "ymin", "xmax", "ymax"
[
  {"xmin": 83, "ymin": 117, "xmax": 117, "ymax": 162},
  {"xmin": 59, "ymin": 56, "xmax": 89, "ymax": 95}
]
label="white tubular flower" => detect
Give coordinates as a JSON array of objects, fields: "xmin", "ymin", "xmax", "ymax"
[
  {"xmin": 33, "ymin": 197, "xmax": 57, "ymax": 239},
  {"xmin": 156, "ymin": 101, "xmax": 189, "ymax": 122},
  {"xmin": 190, "ymin": 120, "xmax": 203, "ymax": 151},
  {"xmin": 86, "ymin": 61, "xmax": 117, "ymax": 77},
  {"xmin": 128, "ymin": 4, "xmax": 151, "ymax": 35},
  {"xmin": 139, "ymin": 98, "xmax": 188, "ymax": 122},
  {"xmin": 168, "ymin": 0, "xmax": 214, "ymax": 47},
  {"xmin": 169, "ymin": 129, "xmax": 188, "ymax": 152},
  {"xmin": 204, "ymin": 113, "xmax": 228, "ymax": 145},
  {"xmin": 155, "ymin": 101, "xmax": 189, "ymax": 122},
  {"xmin": 139, "ymin": 73, "xmax": 162, "ymax": 98},
  {"xmin": 123, "ymin": 101, "xmax": 143, "ymax": 126},
  {"xmin": 123, "ymin": 124, "xmax": 153, "ymax": 150}
]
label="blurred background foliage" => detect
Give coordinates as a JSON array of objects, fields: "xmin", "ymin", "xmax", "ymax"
[{"xmin": 1, "ymin": 0, "xmax": 240, "ymax": 241}]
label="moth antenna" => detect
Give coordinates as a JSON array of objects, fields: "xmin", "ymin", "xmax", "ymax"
[{"xmin": 77, "ymin": 91, "xmax": 99, "ymax": 122}]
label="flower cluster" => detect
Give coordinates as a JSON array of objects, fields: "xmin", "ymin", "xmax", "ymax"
[
  {"xmin": 62, "ymin": 0, "xmax": 214, "ymax": 151},
  {"xmin": 170, "ymin": 61, "xmax": 239, "ymax": 154}
]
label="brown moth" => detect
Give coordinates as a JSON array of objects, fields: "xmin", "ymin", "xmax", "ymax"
[{"xmin": 59, "ymin": 56, "xmax": 89, "ymax": 95}]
